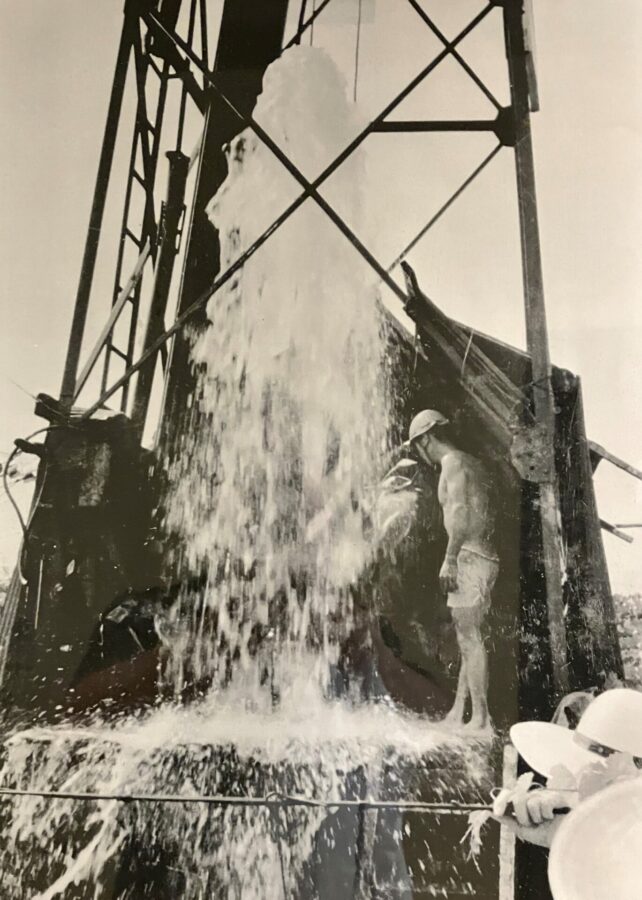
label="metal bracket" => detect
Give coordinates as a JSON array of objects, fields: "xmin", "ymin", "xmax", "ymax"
[
  {"xmin": 493, "ymin": 107, "xmax": 516, "ymax": 147},
  {"xmin": 509, "ymin": 422, "xmax": 555, "ymax": 482}
]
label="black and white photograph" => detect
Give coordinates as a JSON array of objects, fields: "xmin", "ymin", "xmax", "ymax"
[{"xmin": 0, "ymin": 1, "xmax": 641, "ymax": 897}]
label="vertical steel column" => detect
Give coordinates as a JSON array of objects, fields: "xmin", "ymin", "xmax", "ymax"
[
  {"xmin": 159, "ymin": 0, "xmax": 290, "ymax": 455},
  {"xmin": 59, "ymin": 3, "xmax": 135, "ymax": 408},
  {"xmin": 131, "ymin": 150, "xmax": 190, "ymax": 436},
  {"xmin": 504, "ymin": 0, "xmax": 569, "ymax": 696}
]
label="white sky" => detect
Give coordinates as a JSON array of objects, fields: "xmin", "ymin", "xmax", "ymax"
[{"xmin": 0, "ymin": 0, "xmax": 640, "ymax": 590}]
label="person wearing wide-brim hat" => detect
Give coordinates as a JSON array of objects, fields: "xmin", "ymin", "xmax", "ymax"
[
  {"xmin": 493, "ymin": 688, "xmax": 642, "ymax": 851},
  {"xmin": 547, "ymin": 775, "xmax": 642, "ymax": 900}
]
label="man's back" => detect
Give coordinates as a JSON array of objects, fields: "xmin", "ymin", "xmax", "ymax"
[{"xmin": 437, "ymin": 450, "xmax": 495, "ymax": 556}]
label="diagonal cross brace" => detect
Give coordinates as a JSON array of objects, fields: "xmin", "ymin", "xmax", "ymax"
[
  {"xmin": 404, "ymin": 0, "xmax": 502, "ymax": 111},
  {"xmin": 82, "ymin": 3, "xmax": 495, "ymax": 417},
  {"xmin": 142, "ymin": 2, "xmax": 496, "ymax": 304}
]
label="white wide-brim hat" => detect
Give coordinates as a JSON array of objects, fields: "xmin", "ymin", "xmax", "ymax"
[
  {"xmin": 509, "ymin": 721, "xmax": 597, "ymax": 778},
  {"xmin": 548, "ymin": 777, "xmax": 642, "ymax": 900},
  {"xmin": 510, "ymin": 688, "xmax": 642, "ymax": 778}
]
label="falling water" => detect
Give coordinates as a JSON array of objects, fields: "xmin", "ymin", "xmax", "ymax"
[
  {"xmin": 0, "ymin": 48, "xmax": 492, "ymax": 899},
  {"xmin": 162, "ymin": 46, "xmax": 390, "ymax": 700}
]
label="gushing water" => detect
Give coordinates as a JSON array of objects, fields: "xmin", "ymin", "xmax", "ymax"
[
  {"xmin": 163, "ymin": 46, "xmax": 389, "ymax": 699},
  {"xmin": 0, "ymin": 48, "xmax": 490, "ymax": 899}
]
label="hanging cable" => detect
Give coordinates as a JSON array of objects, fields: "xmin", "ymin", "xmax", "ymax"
[
  {"xmin": 1, "ymin": 371, "xmax": 37, "ymax": 402},
  {"xmin": 353, "ymin": 0, "xmax": 363, "ymax": 103},
  {"xmin": 310, "ymin": 0, "xmax": 316, "ymax": 46}
]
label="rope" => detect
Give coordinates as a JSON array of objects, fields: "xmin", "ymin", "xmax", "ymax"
[{"xmin": 0, "ymin": 786, "xmax": 490, "ymax": 814}]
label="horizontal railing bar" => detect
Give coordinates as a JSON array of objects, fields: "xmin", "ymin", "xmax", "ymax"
[
  {"xmin": 0, "ymin": 786, "xmax": 489, "ymax": 814},
  {"xmin": 374, "ymin": 120, "xmax": 496, "ymax": 133}
]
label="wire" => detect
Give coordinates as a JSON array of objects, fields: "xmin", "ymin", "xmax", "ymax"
[{"xmin": 0, "ymin": 372, "xmax": 37, "ymax": 402}]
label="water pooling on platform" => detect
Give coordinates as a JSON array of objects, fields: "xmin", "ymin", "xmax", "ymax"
[{"xmin": 0, "ymin": 48, "xmax": 491, "ymax": 899}]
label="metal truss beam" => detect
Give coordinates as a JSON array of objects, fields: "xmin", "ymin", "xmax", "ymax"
[
  {"xmin": 80, "ymin": 3, "xmax": 498, "ymax": 418},
  {"xmin": 284, "ymin": 0, "xmax": 335, "ymax": 51},
  {"xmin": 59, "ymin": 9, "xmax": 134, "ymax": 408},
  {"xmin": 374, "ymin": 119, "xmax": 496, "ymax": 133}
]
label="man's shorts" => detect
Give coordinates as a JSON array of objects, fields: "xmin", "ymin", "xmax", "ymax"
[{"xmin": 447, "ymin": 546, "xmax": 499, "ymax": 611}]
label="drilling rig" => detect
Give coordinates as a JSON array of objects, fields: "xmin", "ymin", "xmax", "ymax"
[{"xmin": 0, "ymin": 2, "xmax": 629, "ymax": 897}]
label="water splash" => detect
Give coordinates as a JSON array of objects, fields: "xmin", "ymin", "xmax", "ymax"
[{"xmin": 0, "ymin": 690, "xmax": 490, "ymax": 899}]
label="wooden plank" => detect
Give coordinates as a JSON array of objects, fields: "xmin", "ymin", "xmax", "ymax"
[
  {"xmin": 561, "ymin": 379, "xmax": 624, "ymax": 682},
  {"xmin": 588, "ymin": 441, "xmax": 642, "ymax": 482},
  {"xmin": 498, "ymin": 743, "xmax": 518, "ymax": 900}
]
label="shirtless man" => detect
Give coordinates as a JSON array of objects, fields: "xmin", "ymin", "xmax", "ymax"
[{"xmin": 407, "ymin": 409, "xmax": 498, "ymax": 729}]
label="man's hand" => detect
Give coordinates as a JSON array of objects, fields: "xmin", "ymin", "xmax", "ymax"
[
  {"xmin": 492, "ymin": 786, "xmax": 574, "ymax": 849},
  {"xmin": 439, "ymin": 556, "xmax": 459, "ymax": 594}
]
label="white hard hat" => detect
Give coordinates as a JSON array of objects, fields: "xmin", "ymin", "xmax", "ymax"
[
  {"xmin": 548, "ymin": 777, "xmax": 642, "ymax": 900},
  {"xmin": 510, "ymin": 688, "xmax": 642, "ymax": 777},
  {"xmin": 407, "ymin": 409, "xmax": 449, "ymax": 444}
]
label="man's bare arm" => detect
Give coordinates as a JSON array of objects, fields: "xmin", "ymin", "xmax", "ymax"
[{"xmin": 439, "ymin": 455, "xmax": 471, "ymax": 592}]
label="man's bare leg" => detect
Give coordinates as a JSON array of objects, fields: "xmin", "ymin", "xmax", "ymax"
[
  {"xmin": 444, "ymin": 652, "xmax": 468, "ymax": 725},
  {"xmin": 451, "ymin": 607, "xmax": 490, "ymax": 730}
]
